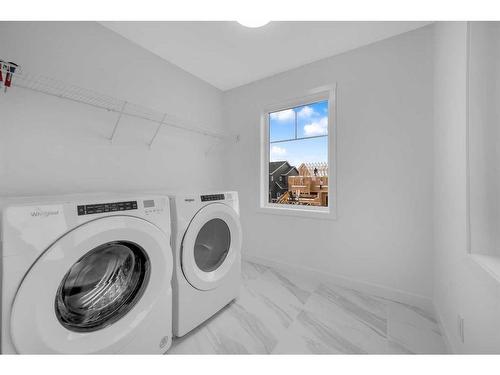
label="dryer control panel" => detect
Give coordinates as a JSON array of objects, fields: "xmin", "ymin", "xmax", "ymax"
[
  {"xmin": 200, "ymin": 194, "xmax": 225, "ymax": 202},
  {"xmin": 77, "ymin": 200, "xmax": 138, "ymax": 215}
]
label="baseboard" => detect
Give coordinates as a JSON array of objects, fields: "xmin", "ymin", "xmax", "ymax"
[{"xmin": 242, "ymin": 253, "xmax": 434, "ymax": 313}]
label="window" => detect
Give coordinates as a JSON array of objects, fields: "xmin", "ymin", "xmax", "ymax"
[{"xmin": 260, "ymin": 87, "xmax": 336, "ymax": 219}]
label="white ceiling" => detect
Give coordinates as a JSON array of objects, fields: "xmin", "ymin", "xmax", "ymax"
[{"xmin": 100, "ymin": 21, "xmax": 431, "ymax": 91}]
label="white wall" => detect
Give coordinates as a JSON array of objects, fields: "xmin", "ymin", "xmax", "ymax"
[
  {"xmin": 433, "ymin": 22, "xmax": 500, "ymax": 353},
  {"xmin": 468, "ymin": 22, "xmax": 500, "ymax": 258},
  {"xmin": 0, "ymin": 22, "xmax": 226, "ymax": 197},
  {"xmin": 223, "ymin": 26, "xmax": 435, "ymax": 302}
]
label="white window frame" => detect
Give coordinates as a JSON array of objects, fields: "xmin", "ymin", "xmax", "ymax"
[{"xmin": 259, "ymin": 84, "xmax": 337, "ymax": 220}]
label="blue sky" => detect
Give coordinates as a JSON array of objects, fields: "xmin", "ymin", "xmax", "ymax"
[{"xmin": 269, "ymin": 100, "xmax": 328, "ymax": 167}]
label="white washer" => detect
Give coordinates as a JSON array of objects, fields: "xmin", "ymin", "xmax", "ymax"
[
  {"xmin": 0, "ymin": 194, "xmax": 173, "ymax": 354},
  {"xmin": 169, "ymin": 191, "xmax": 242, "ymax": 337}
]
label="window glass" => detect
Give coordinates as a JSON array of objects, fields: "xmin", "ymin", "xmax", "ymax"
[
  {"xmin": 268, "ymin": 100, "xmax": 329, "ymax": 208},
  {"xmin": 269, "ymin": 108, "xmax": 296, "ymax": 142},
  {"xmin": 296, "ymin": 101, "xmax": 328, "ymax": 138}
]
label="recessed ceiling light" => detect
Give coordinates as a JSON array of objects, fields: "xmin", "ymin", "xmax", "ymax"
[{"xmin": 237, "ymin": 20, "xmax": 270, "ymax": 28}]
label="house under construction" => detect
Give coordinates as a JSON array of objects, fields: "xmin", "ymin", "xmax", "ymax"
[{"xmin": 277, "ymin": 162, "xmax": 329, "ymax": 207}]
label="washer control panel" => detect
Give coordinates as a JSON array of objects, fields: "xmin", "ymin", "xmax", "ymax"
[
  {"xmin": 77, "ymin": 200, "xmax": 138, "ymax": 216},
  {"xmin": 144, "ymin": 199, "xmax": 164, "ymax": 215},
  {"xmin": 201, "ymin": 194, "xmax": 225, "ymax": 202}
]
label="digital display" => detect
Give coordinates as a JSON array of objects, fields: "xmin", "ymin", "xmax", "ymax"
[
  {"xmin": 143, "ymin": 200, "xmax": 155, "ymax": 208},
  {"xmin": 201, "ymin": 194, "xmax": 225, "ymax": 202},
  {"xmin": 77, "ymin": 201, "xmax": 138, "ymax": 216}
]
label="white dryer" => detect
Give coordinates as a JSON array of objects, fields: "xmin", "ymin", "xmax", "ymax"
[
  {"xmin": 0, "ymin": 194, "xmax": 173, "ymax": 354},
  {"xmin": 169, "ymin": 192, "xmax": 242, "ymax": 337}
]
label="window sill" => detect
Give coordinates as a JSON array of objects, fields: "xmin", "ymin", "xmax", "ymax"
[
  {"xmin": 469, "ymin": 253, "xmax": 500, "ymax": 284},
  {"xmin": 257, "ymin": 204, "xmax": 337, "ymax": 221}
]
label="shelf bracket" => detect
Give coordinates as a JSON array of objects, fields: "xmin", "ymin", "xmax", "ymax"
[
  {"xmin": 148, "ymin": 113, "xmax": 167, "ymax": 149},
  {"xmin": 109, "ymin": 101, "xmax": 127, "ymax": 142},
  {"xmin": 204, "ymin": 137, "xmax": 222, "ymax": 156}
]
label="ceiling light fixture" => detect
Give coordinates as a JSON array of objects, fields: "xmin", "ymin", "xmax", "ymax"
[{"xmin": 237, "ymin": 20, "xmax": 270, "ymax": 28}]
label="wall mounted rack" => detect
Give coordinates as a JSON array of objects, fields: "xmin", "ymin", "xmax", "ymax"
[{"xmin": 0, "ymin": 64, "xmax": 237, "ymax": 148}]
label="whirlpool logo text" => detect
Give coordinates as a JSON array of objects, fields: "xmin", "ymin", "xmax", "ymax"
[{"xmin": 30, "ymin": 209, "xmax": 60, "ymax": 217}]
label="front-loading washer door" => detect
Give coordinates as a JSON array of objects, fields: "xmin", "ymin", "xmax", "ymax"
[
  {"xmin": 10, "ymin": 216, "xmax": 172, "ymax": 354},
  {"xmin": 181, "ymin": 203, "xmax": 242, "ymax": 291}
]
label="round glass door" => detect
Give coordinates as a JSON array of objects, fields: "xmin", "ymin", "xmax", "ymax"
[
  {"xmin": 181, "ymin": 203, "xmax": 241, "ymax": 290},
  {"xmin": 55, "ymin": 241, "xmax": 150, "ymax": 332},
  {"xmin": 194, "ymin": 218, "xmax": 231, "ymax": 272}
]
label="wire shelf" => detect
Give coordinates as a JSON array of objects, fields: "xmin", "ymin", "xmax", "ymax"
[{"xmin": 1, "ymin": 64, "xmax": 235, "ymax": 146}]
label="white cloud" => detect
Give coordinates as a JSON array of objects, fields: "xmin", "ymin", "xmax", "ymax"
[
  {"xmin": 270, "ymin": 145, "xmax": 287, "ymax": 160},
  {"xmin": 270, "ymin": 109, "xmax": 294, "ymax": 122},
  {"xmin": 303, "ymin": 117, "xmax": 328, "ymax": 137},
  {"xmin": 297, "ymin": 106, "xmax": 316, "ymax": 119}
]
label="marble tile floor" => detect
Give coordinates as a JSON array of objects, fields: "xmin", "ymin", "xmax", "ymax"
[{"xmin": 168, "ymin": 261, "xmax": 448, "ymax": 354}]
